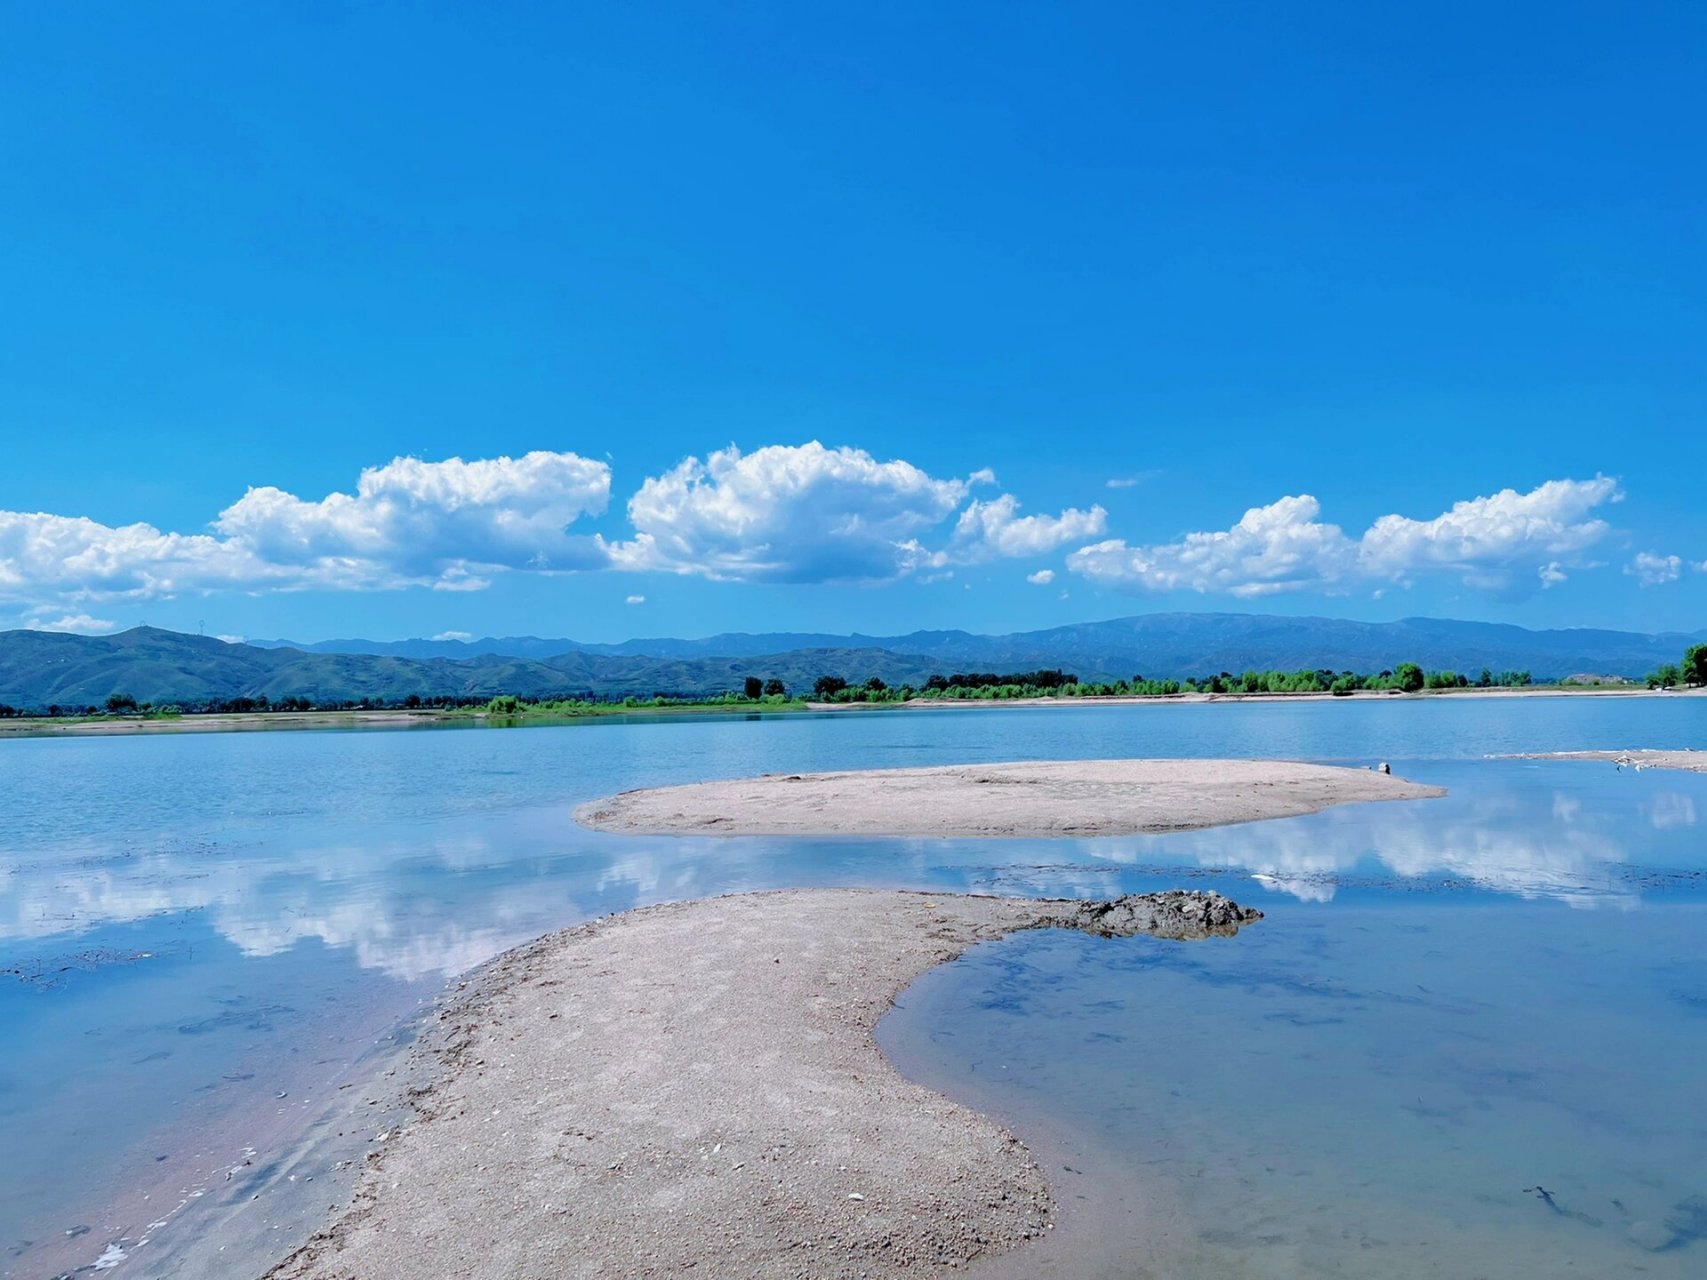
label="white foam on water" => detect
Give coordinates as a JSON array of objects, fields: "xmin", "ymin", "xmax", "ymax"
[{"xmin": 93, "ymin": 1241, "xmax": 127, "ymax": 1269}]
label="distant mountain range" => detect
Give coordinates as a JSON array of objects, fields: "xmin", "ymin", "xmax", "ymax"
[
  {"xmin": 261, "ymin": 613, "xmax": 1698, "ymax": 679},
  {"xmin": 1, "ymin": 613, "xmax": 1697, "ymax": 709},
  {"xmin": 0, "ymin": 628, "xmax": 936, "ymax": 709}
]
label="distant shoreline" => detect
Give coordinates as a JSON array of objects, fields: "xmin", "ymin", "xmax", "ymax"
[
  {"xmin": 0, "ymin": 703, "xmax": 805, "ymax": 739},
  {"xmin": 0, "ymin": 683, "xmax": 1695, "ymax": 739},
  {"xmin": 810, "ymin": 684, "xmax": 1692, "ymax": 711}
]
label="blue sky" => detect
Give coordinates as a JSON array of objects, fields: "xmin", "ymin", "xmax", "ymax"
[{"xmin": 2, "ymin": 1, "xmax": 1702, "ymax": 643}]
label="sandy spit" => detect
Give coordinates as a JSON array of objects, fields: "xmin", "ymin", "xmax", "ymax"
[
  {"xmin": 1502, "ymin": 748, "xmax": 1707, "ymax": 774},
  {"xmin": 264, "ymin": 887, "xmax": 1260, "ymax": 1280},
  {"xmin": 575, "ymin": 758, "xmax": 1442, "ymax": 839}
]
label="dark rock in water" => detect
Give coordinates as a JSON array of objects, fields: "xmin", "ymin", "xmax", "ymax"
[{"xmin": 1037, "ymin": 890, "xmax": 1264, "ymax": 940}]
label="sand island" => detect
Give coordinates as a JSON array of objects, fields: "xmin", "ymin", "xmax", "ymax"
[
  {"xmin": 1502, "ymin": 749, "xmax": 1707, "ymax": 774},
  {"xmin": 574, "ymin": 758, "xmax": 1443, "ymax": 838},
  {"xmin": 265, "ymin": 888, "xmax": 1263, "ymax": 1280},
  {"xmin": 262, "ymin": 760, "xmax": 1441, "ymax": 1279}
]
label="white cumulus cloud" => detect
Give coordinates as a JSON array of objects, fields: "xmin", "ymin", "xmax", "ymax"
[
  {"xmin": 0, "ymin": 451, "xmax": 612, "ymax": 610},
  {"xmin": 608, "ymin": 442, "xmax": 979, "ymax": 583},
  {"xmin": 1067, "ymin": 477, "xmax": 1622, "ymax": 599},
  {"xmin": 1027, "ymin": 569, "xmax": 1056, "ymax": 585},
  {"xmin": 1356, "ymin": 476, "xmax": 1620, "ymax": 593},
  {"xmin": 28, "ymin": 612, "xmax": 118, "ymax": 634},
  {"xmin": 432, "ymin": 630, "xmax": 475, "ymax": 642},
  {"xmin": 0, "ymin": 510, "xmax": 266, "ymax": 605},
  {"xmin": 952, "ymin": 494, "xmax": 1107, "ymax": 560},
  {"xmin": 215, "ymin": 451, "xmax": 612, "ymax": 583},
  {"xmin": 1069, "ymin": 494, "xmax": 1356, "ymax": 598},
  {"xmin": 1626, "ymin": 551, "xmax": 1683, "ymax": 586},
  {"xmin": 625, "ymin": 594, "xmax": 646, "ymax": 605}
]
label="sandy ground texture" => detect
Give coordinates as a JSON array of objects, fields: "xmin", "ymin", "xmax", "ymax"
[
  {"xmin": 264, "ymin": 887, "xmax": 1260, "ymax": 1280},
  {"xmin": 575, "ymin": 758, "xmax": 1442, "ymax": 839},
  {"xmin": 1504, "ymin": 748, "xmax": 1707, "ymax": 773}
]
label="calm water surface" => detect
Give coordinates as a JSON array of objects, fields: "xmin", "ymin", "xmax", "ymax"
[{"xmin": 2, "ymin": 697, "xmax": 1705, "ymax": 1277}]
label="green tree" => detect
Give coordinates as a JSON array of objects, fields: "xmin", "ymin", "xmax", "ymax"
[
  {"xmin": 1392, "ymin": 663, "xmax": 1425, "ymax": 693},
  {"xmin": 1648, "ymin": 662, "xmax": 1681, "ymax": 689},
  {"xmin": 485, "ymin": 694, "xmax": 521, "ymax": 715},
  {"xmin": 813, "ymin": 675, "xmax": 848, "ymax": 699},
  {"xmin": 743, "ymin": 676, "xmax": 763, "ymax": 700},
  {"xmin": 105, "ymin": 692, "xmax": 138, "ymax": 714},
  {"xmin": 1683, "ymin": 644, "xmax": 1707, "ymax": 687},
  {"xmin": 762, "ymin": 678, "xmax": 785, "ymax": 698}
]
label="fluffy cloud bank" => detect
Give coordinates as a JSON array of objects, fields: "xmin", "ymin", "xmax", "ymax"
[
  {"xmin": 0, "ymin": 451, "xmax": 612, "ymax": 609},
  {"xmin": 214, "ymin": 452, "xmax": 613, "ymax": 583},
  {"xmin": 0, "ymin": 443, "xmax": 1105, "ymax": 618},
  {"xmin": 608, "ymin": 443, "xmax": 1099, "ymax": 583},
  {"xmin": 1068, "ymin": 477, "xmax": 1623, "ymax": 599},
  {"xmin": 0, "ymin": 447, "xmax": 1652, "ymax": 621},
  {"xmin": 609, "ymin": 443, "xmax": 970, "ymax": 583}
]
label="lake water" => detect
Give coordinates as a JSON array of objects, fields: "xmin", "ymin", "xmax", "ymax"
[{"xmin": 2, "ymin": 696, "xmax": 1705, "ymax": 1277}]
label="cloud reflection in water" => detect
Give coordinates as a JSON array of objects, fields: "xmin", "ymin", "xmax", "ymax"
[{"xmin": 4, "ymin": 768, "xmax": 1704, "ymax": 978}]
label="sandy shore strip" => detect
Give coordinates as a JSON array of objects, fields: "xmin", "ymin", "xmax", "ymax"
[
  {"xmin": 1501, "ymin": 749, "xmax": 1707, "ymax": 773},
  {"xmin": 264, "ymin": 887, "xmax": 1260, "ymax": 1280},
  {"xmin": 575, "ymin": 758, "xmax": 1442, "ymax": 839}
]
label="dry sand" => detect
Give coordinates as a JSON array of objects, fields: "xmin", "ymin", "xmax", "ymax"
[
  {"xmin": 575, "ymin": 758, "xmax": 1442, "ymax": 839},
  {"xmin": 1503, "ymin": 748, "xmax": 1707, "ymax": 774},
  {"xmin": 264, "ymin": 888, "xmax": 1260, "ymax": 1280}
]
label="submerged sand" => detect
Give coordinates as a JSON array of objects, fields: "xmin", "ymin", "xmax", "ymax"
[
  {"xmin": 1503, "ymin": 749, "xmax": 1707, "ymax": 774},
  {"xmin": 575, "ymin": 758, "xmax": 1442, "ymax": 838},
  {"xmin": 264, "ymin": 888, "xmax": 1260, "ymax": 1280}
]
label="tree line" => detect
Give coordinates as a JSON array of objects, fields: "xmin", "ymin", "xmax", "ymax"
[
  {"xmin": 4, "ymin": 646, "xmax": 1701, "ymax": 721},
  {"xmin": 805, "ymin": 663, "xmax": 1540, "ymax": 703},
  {"xmin": 1645, "ymin": 643, "xmax": 1707, "ymax": 689},
  {"xmin": 0, "ymin": 683, "xmax": 809, "ymax": 719}
]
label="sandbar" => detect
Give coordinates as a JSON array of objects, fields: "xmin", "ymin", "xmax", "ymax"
[
  {"xmin": 1502, "ymin": 749, "xmax": 1707, "ymax": 774},
  {"xmin": 575, "ymin": 758, "xmax": 1442, "ymax": 838},
  {"xmin": 265, "ymin": 887, "xmax": 1260, "ymax": 1280}
]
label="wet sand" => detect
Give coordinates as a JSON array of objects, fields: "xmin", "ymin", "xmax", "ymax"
[
  {"xmin": 264, "ymin": 888, "xmax": 1260, "ymax": 1280},
  {"xmin": 575, "ymin": 758, "xmax": 1442, "ymax": 839}
]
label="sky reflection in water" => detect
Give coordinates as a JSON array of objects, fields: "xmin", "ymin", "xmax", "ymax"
[{"xmin": 2, "ymin": 702, "xmax": 1705, "ymax": 1274}]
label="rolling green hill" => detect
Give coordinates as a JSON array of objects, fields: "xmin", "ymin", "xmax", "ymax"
[{"xmin": 0, "ymin": 627, "xmax": 940, "ymax": 709}]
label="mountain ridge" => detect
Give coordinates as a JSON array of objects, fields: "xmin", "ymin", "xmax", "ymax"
[
  {"xmin": 0, "ymin": 613, "xmax": 1696, "ymax": 709},
  {"xmin": 250, "ymin": 612, "xmax": 1699, "ymax": 675}
]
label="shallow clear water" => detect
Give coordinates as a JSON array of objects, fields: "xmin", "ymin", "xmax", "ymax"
[
  {"xmin": 2, "ymin": 697, "xmax": 1705, "ymax": 1276},
  {"xmin": 884, "ymin": 895, "xmax": 1707, "ymax": 1278}
]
